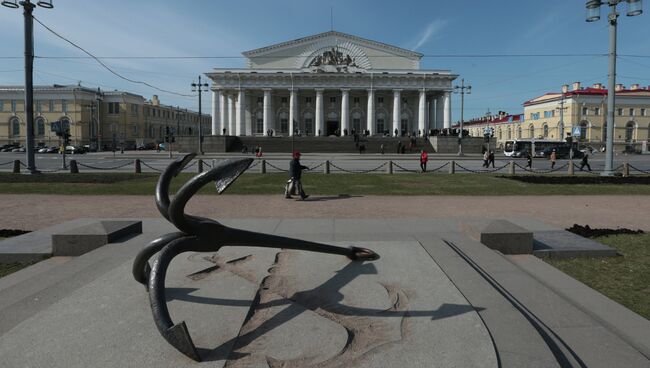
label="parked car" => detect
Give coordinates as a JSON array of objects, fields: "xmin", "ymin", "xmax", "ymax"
[
  {"xmin": 45, "ymin": 146, "xmax": 59, "ymax": 153},
  {"xmin": 1, "ymin": 144, "xmax": 18, "ymax": 152},
  {"xmin": 64, "ymin": 145, "xmax": 86, "ymax": 154},
  {"xmin": 540, "ymin": 145, "xmax": 584, "ymax": 159},
  {"xmin": 11, "ymin": 147, "xmax": 25, "ymax": 153},
  {"xmin": 37, "ymin": 147, "xmax": 49, "ymax": 153}
]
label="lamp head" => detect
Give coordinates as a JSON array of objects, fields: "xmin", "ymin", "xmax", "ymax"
[
  {"xmin": 626, "ymin": 0, "xmax": 642, "ymax": 16},
  {"xmin": 586, "ymin": 0, "xmax": 602, "ymax": 21},
  {"xmin": 37, "ymin": 0, "xmax": 53, "ymax": 8},
  {"xmin": 1, "ymin": 0, "xmax": 19, "ymax": 8}
]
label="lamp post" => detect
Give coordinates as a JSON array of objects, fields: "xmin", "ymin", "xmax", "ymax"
[
  {"xmin": 453, "ymin": 79, "xmax": 471, "ymax": 156},
  {"xmin": 191, "ymin": 76, "xmax": 208, "ymax": 155},
  {"xmin": 95, "ymin": 87, "xmax": 102, "ymax": 152},
  {"xmin": 3, "ymin": 0, "xmax": 54, "ymax": 173},
  {"xmin": 585, "ymin": 0, "xmax": 643, "ymax": 175}
]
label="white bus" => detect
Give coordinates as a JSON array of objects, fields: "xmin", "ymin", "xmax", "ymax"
[{"xmin": 503, "ymin": 139, "xmax": 565, "ymax": 157}]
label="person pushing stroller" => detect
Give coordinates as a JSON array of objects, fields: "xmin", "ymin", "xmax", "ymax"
[{"xmin": 285, "ymin": 151, "xmax": 310, "ymax": 200}]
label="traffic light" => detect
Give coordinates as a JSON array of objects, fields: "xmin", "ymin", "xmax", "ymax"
[
  {"xmin": 165, "ymin": 126, "xmax": 170, "ymax": 135},
  {"xmin": 164, "ymin": 136, "xmax": 169, "ymax": 143},
  {"xmin": 566, "ymin": 136, "xmax": 573, "ymax": 145}
]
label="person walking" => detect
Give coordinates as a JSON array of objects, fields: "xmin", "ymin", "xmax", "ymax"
[
  {"xmin": 580, "ymin": 153, "xmax": 592, "ymax": 171},
  {"xmin": 285, "ymin": 151, "xmax": 310, "ymax": 200},
  {"xmin": 550, "ymin": 149, "xmax": 557, "ymax": 169},
  {"xmin": 488, "ymin": 150, "xmax": 495, "ymax": 168},
  {"xmin": 526, "ymin": 152, "xmax": 533, "ymax": 169},
  {"xmin": 420, "ymin": 150, "xmax": 428, "ymax": 172},
  {"xmin": 483, "ymin": 150, "xmax": 489, "ymax": 168}
]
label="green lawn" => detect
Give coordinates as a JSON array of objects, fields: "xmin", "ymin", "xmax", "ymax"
[
  {"xmin": 1, "ymin": 172, "xmax": 649, "ymax": 196},
  {"xmin": 545, "ymin": 233, "xmax": 650, "ymax": 320}
]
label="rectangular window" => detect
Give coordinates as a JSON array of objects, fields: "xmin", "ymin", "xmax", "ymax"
[
  {"xmin": 617, "ymin": 108, "xmax": 623, "ymax": 116},
  {"xmin": 377, "ymin": 118, "xmax": 385, "ymax": 133},
  {"xmin": 11, "ymin": 100, "xmax": 16, "ymax": 112},
  {"xmin": 629, "ymin": 108, "xmax": 634, "ymax": 116},
  {"xmin": 36, "ymin": 100, "xmax": 42, "ymax": 112},
  {"xmin": 49, "ymin": 100, "xmax": 55, "ymax": 112},
  {"xmin": 62, "ymin": 100, "xmax": 68, "ymax": 113},
  {"xmin": 377, "ymin": 97, "xmax": 384, "ymax": 104},
  {"xmin": 132, "ymin": 125, "xmax": 138, "ymax": 135},
  {"xmin": 305, "ymin": 118, "xmax": 313, "ymax": 135},
  {"xmin": 582, "ymin": 107, "xmax": 588, "ymax": 115},
  {"xmin": 594, "ymin": 107, "xmax": 600, "ymax": 115},
  {"xmin": 280, "ymin": 118, "xmax": 288, "ymax": 133},
  {"xmin": 530, "ymin": 112, "xmax": 540, "ymax": 120},
  {"xmin": 131, "ymin": 104, "xmax": 139, "ymax": 115},
  {"xmin": 256, "ymin": 118, "xmax": 263, "ymax": 133},
  {"xmin": 402, "ymin": 98, "xmax": 408, "ymax": 104},
  {"xmin": 305, "ymin": 97, "xmax": 312, "ymax": 103},
  {"xmin": 641, "ymin": 108, "xmax": 646, "ymax": 116},
  {"xmin": 0, "ymin": 100, "xmax": 4, "ymax": 112},
  {"xmin": 329, "ymin": 97, "xmax": 336, "ymax": 103},
  {"xmin": 281, "ymin": 97, "xmax": 288, "ymax": 103},
  {"xmin": 353, "ymin": 97, "xmax": 360, "ymax": 104},
  {"xmin": 257, "ymin": 97, "xmax": 263, "ymax": 103}
]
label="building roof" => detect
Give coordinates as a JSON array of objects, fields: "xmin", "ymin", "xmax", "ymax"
[
  {"xmin": 459, "ymin": 113, "xmax": 525, "ymax": 127},
  {"xmin": 524, "ymin": 85, "xmax": 650, "ymax": 106},
  {"xmin": 242, "ymin": 31, "xmax": 423, "ymax": 59}
]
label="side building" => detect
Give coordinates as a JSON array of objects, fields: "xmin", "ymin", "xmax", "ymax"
[
  {"xmin": 0, "ymin": 85, "xmax": 211, "ymax": 150},
  {"xmin": 464, "ymin": 82, "xmax": 650, "ymax": 151}
]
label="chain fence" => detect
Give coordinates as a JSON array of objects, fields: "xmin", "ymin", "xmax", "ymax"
[
  {"xmin": 265, "ymin": 161, "xmax": 289, "ymax": 172},
  {"xmin": 330, "ymin": 161, "xmax": 388, "ymax": 174},
  {"xmin": 76, "ymin": 160, "xmax": 135, "ymax": 170},
  {"xmin": 424, "ymin": 161, "xmax": 450, "ymax": 173},
  {"xmin": 392, "ymin": 162, "xmax": 420, "ymax": 173},
  {"xmin": 456, "ymin": 162, "xmax": 510, "ymax": 174},
  {"xmin": 628, "ymin": 164, "xmax": 650, "ymax": 174},
  {"xmin": 139, "ymin": 160, "xmax": 163, "ymax": 172},
  {"xmin": 512, "ymin": 162, "xmax": 568, "ymax": 174},
  {"xmin": 0, "ymin": 161, "xmax": 14, "ymax": 167}
]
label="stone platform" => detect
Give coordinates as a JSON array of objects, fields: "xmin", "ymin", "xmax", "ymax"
[{"xmin": 0, "ymin": 218, "xmax": 647, "ymax": 367}]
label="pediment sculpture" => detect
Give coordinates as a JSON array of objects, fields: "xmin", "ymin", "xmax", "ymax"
[{"xmin": 308, "ymin": 47, "xmax": 364, "ymax": 73}]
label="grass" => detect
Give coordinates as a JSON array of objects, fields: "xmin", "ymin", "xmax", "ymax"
[
  {"xmin": 545, "ymin": 233, "xmax": 650, "ymax": 320},
  {"xmin": 0, "ymin": 172, "xmax": 649, "ymax": 196}
]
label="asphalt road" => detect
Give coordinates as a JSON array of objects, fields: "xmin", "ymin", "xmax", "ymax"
[{"xmin": 1, "ymin": 151, "xmax": 650, "ymax": 174}]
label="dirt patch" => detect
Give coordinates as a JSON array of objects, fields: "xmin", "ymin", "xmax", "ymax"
[
  {"xmin": 0, "ymin": 229, "xmax": 31, "ymax": 238},
  {"xmin": 566, "ymin": 224, "xmax": 645, "ymax": 238},
  {"xmin": 501, "ymin": 175, "xmax": 650, "ymax": 185}
]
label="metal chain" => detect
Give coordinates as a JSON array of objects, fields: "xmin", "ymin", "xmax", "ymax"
[
  {"xmin": 455, "ymin": 162, "xmax": 510, "ymax": 174},
  {"xmin": 140, "ymin": 160, "xmax": 163, "ymax": 172},
  {"xmin": 202, "ymin": 161, "xmax": 212, "ymax": 168},
  {"xmin": 424, "ymin": 161, "xmax": 450, "ymax": 173},
  {"xmin": 309, "ymin": 162, "xmax": 325, "ymax": 170},
  {"xmin": 265, "ymin": 162, "xmax": 289, "ymax": 172},
  {"xmin": 38, "ymin": 167, "xmax": 67, "ymax": 173},
  {"xmin": 0, "ymin": 161, "xmax": 14, "ymax": 166},
  {"xmin": 512, "ymin": 162, "xmax": 568, "ymax": 174},
  {"xmin": 571, "ymin": 162, "xmax": 600, "ymax": 175},
  {"xmin": 19, "ymin": 161, "xmax": 27, "ymax": 167},
  {"xmin": 248, "ymin": 161, "xmax": 259, "ymax": 169},
  {"xmin": 329, "ymin": 161, "xmax": 388, "ymax": 174},
  {"xmin": 628, "ymin": 164, "xmax": 650, "ymax": 174},
  {"xmin": 392, "ymin": 162, "xmax": 419, "ymax": 173},
  {"xmin": 76, "ymin": 160, "xmax": 135, "ymax": 170}
]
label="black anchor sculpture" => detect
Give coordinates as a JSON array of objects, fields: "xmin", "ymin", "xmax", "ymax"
[{"xmin": 132, "ymin": 153, "xmax": 379, "ymax": 362}]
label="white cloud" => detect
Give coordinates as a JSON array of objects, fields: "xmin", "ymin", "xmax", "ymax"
[{"xmin": 412, "ymin": 19, "xmax": 447, "ymax": 51}]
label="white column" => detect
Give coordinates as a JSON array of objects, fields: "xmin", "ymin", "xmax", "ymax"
[
  {"xmin": 366, "ymin": 89, "xmax": 375, "ymax": 136},
  {"xmin": 236, "ymin": 89, "xmax": 245, "ymax": 136},
  {"xmin": 219, "ymin": 92, "xmax": 228, "ymax": 135},
  {"xmin": 436, "ymin": 94, "xmax": 444, "ymax": 130},
  {"xmin": 341, "ymin": 89, "xmax": 349, "ymax": 135},
  {"xmin": 315, "ymin": 88, "xmax": 324, "ymax": 136},
  {"xmin": 392, "ymin": 89, "xmax": 401, "ymax": 136},
  {"xmin": 228, "ymin": 94, "xmax": 236, "ymax": 136},
  {"xmin": 211, "ymin": 90, "xmax": 219, "ymax": 136},
  {"xmin": 443, "ymin": 91, "xmax": 451, "ymax": 129},
  {"xmin": 418, "ymin": 89, "xmax": 426, "ymax": 135},
  {"xmin": 429, "ymin": 96, "xmax": 436, "ymax": 131},
  {"xmin": 289, "ymin": 89, "xmax": 297, "ymax": 136},
  {"xmin": 263, "ymin": 89, "xmax": 272, "ymax": 136}
]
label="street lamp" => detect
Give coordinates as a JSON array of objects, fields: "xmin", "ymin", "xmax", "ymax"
[
  {"xmin": 3, "ymin": 0, "xmax": 54, "ymax": 173},
  {"xmin": 453, "ymin": 79, "xmax": 471, "ymax": 156},
  {"xmin": 191, "ymin": 76, "xmax": 208, "ymax": 155},
  {"xmin": 95, "ymin": 87, "xmax": 103, "ymax": 152},
  {"xmin": 585, "ymin": 0, "xmax": 643, "ymax": 175}
]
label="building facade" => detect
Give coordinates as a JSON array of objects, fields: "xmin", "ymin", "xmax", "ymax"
[
  {"xmin": 206, "ymin": 31, "xmax": 457, "ymax": 137},
  {"xmin": 0, "ymin": 85, "xmax": 210, "ymax": 150},
  {"xmin": 463, "ymin": 82, "xmax": 650, "ymax": 150}
]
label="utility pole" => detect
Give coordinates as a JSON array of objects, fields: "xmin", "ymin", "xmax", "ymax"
[
  {"xmin": 453, "ymin": 79, "xmax": 471, "ymax": 156},
  {"xmin": 191, "ymin": 76, "xmax": 208, "ymax": 155}
]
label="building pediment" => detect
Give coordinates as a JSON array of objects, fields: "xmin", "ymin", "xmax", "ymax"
[{"xmin": 242, "ymin": 31, "xmax": 422, "ymax": 71}]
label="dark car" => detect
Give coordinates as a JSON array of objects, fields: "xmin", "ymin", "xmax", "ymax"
[
  {"xmin": 1, "ymin": 144, "xmax": 18, "ymax": 152},
  {"xmin": 541, "ymin": 145, "xmax": 584, "ymax": 159}
]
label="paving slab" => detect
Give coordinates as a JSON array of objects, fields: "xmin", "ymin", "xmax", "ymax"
[
  {"xmin": 532, "ymin": 230, "xmax": 618, "ymax": 258},
  {"xmin": 52, "ymin": 220, "xmax": 142, "ymax": 256}
]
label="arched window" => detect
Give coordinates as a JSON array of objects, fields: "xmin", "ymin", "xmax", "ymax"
[
  {"xmin": 400, "ymin": 111, "xmax": 410, "ymax": 135},
  {"xmin": 498, "ymin": 128, "xmax": 502, "ymax": 140},
  {"xmin": 529, "ymin": 125, "xmax": 534, "ymax": 138},
  {"xmin": 255, "ymin": 110, "xmax": 263, "ymax": 134},
  {"xmin": 517, "ymin": 126, "xmax": 522, "ymax": 139},
  {"xmin": 10, "ymin": 117, "xmax": 20, "ymax": 137},
  {"xmin": 303, "ymin": 111, "xmax": 313, "ymax": 135},
  {"xmin": 36, "ymin": 117, "xmax": 45, "ymax": 136},
  {"xmin": 543, "ymin": 124, "xmax": 549, "ymax": 138},
  {"xmin": 278, "ymin": 111, "xmax": 288, "ymax": 134},
  {"xmin": 507, "ymin": 127, "xmax": 512, "ymax": 140},
  {"xmin": 625, "ymin": 121, "xmax": 635, "ymax": 142}
]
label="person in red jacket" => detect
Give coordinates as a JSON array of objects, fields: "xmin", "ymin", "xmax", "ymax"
[{"xmin": 420, "ymin": 150, "xmax": 428, "ymax": 172}]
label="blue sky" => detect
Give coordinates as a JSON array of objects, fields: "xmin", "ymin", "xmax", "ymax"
[{"xmin": 1, "ymin": 0, "xmax": 649, "ymax": 120}]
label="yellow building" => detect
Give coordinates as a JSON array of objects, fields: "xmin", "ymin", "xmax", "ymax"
[
  {"xmin": 0, "ymin": 85, "xmax": 211, "ymax": 150},
  {"xmin": 465, "ymin": 82, "xmax": 650, "ymax": 152}
]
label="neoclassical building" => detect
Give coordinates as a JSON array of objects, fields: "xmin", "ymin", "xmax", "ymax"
[{"xmin": 206, "ymin": 31, "xmax": 457, "ymax": 137}]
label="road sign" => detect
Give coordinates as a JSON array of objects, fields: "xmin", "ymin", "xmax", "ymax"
[{"xmin": 572, "ymin": 126, "xmax": 581, "ymax": 137}]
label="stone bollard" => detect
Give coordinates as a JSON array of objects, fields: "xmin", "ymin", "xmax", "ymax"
[
  {"xmin": 324, "ymin": 160, "xmax": 330, "ymax": 174},
  {"xmin": 623, "ymin": 162, "xmax": 629, "ymax": 177},
  {"xmin": 134, "ymin": 159, "xmax": 141, "ymax": 174},
  {"xmin": 212, "ymin": 159, "xmax": 216, "ymax": 169},
  {"xmin": 387, "ymin": 160, "xmax": 393, "ymax": 174},
  {"xmin": 449, "ymin": 160, "xmax": 455, "ymax": 174},
  {"xmin": 568, "ymin": 161, "xmax": 574, "ymax": 176},
  {"xmin": 69, "ymin": 159, "xmax": 79, "ymax": 174},
  {"xmin": 260, "ymin": 159, "xmax": 266, "ymax": 174},
  {"xmin": 197, "ymin": 159, "xmax": 203, "ymax": 173},
  {"xmin": 12, "ymin": 160, "xmax": 20, "ymax": 174},
  {"xmin": 509, "ymin": 161, "xmax": 515, "ymax": 175}
]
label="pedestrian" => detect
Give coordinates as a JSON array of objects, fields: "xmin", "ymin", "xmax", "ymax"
[
  {"xmin": 526, "ymin": 152, "xmax": 533, "ymax": 169},
  {"xmin": 550, "ymin": 149, "xmax": 557, "ymax": 169},
  {"xmin": 483, "ymin": 150, "xmax": 489, "ymax": 168},
  {"xmin": 580, "ymin": 153, "xmax": 592, "ymax": 171},
  {"xmin": 380, "ymin": 143, "xmax": 385, "ymax": 154},
  {"xmin": 420, "ymin": 150, "xmax": 428, "ymax": 172},
  {"xmin": 285, "ymin": 151, "xmax": 310, "ymax": 200},
  {"xmin": 488, "ymin": 150, "xmax": 495, "ymax": 168},
  {"xmin": 396, "ymin": 140, "xmax": 402, "ymax": 154}
]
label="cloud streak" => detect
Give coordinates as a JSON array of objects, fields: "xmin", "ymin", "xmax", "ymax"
[{"xmin": 412, "ymin": 19, "xmax": 447, "ymax": 50}]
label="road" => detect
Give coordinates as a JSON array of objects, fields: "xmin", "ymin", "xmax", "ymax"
[{"xmin": 1, "ymin": 151, "xmax": 650, "ymax": 174}]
